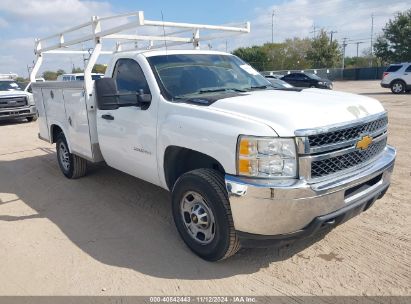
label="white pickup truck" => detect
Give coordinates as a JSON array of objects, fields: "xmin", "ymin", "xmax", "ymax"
[
  {"xmin": 0, "ymin": 75, "xmax": 37, "ymax": 122},
  {"xmin": 31, "ymin": 12, "xmax": 396, "ymax": 261}
]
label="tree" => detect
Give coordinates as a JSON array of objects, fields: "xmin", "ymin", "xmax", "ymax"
[
  {"xmin": 232, "ymin": 46, "xmax": 269, "ymax": 71},
  {"xmin": 42, "ymin": 71, "xmax": 58, "ymax": 80},
  {"xmin": 374, "ymin": 9, "xmax": 411, "ymax": 63},
  {"xmin": 92, "ymin": 64, "xmax": 107, "ymax": 74},
  {"xmin": 306, "ymin": 30, "xmax": 341, "ymax": 68},
  {"xmin": 56, "ymin": 69, "xmax": 66, "ymax": 76},
  {"xmin": 72, "ymin": 67, "xmax": 84, "ymax": 73},
  {"xmin": 261, "ymin": 38, "xmax": 312, "ymax": 70}
]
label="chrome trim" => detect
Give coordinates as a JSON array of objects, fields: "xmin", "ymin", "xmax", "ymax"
[
  {"xmin": 294, "ymin": 111, "xmax": 388, "ymax": 137},
  {"xmin": 304, "ymin": 128, "xmax": 387, "ymax": 155},
  {"xmin": 225, "ymin": 146, "xmax": 396, "ymax": 235},
  {"xmin": 299, "ymin": 135, "xmax": 387, "ymax": 181},
  {"xmin": 303, "ymin": 132, "xmax": 386, "ymax": 162}
]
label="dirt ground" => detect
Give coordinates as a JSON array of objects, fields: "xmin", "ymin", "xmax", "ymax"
[{"xmin": 0, "ymin": 80, "xmax": 409, "ymax": 296}]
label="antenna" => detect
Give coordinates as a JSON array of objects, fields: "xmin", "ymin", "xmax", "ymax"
[{"xmin": 161, "ymin": 10, "xmax": 168, "ymax": 54}]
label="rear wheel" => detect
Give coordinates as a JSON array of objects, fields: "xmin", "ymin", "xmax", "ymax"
[
  {"xmin": 391, "ymin": 80, "xmax": 406, "ymax": 94},
  {"xmin": 56, "ymin": 134, "xmax": 87, "ymax": 179},
  {"xmin": 172, "ymin": 168, "xmax": 240, "ymax": 261}
]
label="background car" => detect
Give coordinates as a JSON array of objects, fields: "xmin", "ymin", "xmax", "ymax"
[
  {"xmin": 381, "ymin": 62, "xmax": 411, "ymax": 94},
  {"xmin": 265, "ymin": 74, "xmax": 284, "ymax": 79},
  {"xmin": 265, "ymin": 76, "xmax": 294, "ymax": 89},
  {"xmin": 281, "ymin": 72, "xmax": 333, "ymax": 89}
]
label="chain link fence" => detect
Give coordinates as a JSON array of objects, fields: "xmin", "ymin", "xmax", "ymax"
[{"xmin": 260, "ymin": 67, "xmax": 387, "ymax": 81}]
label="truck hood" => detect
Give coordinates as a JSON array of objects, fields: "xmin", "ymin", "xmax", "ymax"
[
  {"xmin": 0, "ymin": 90, "xmax": 30, "ymax": 97},
  {"xmin": 210, "ymin": 88, "xmax": 385, "ymax": 136}
]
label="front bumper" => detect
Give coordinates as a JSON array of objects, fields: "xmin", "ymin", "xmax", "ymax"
[
  {"xmin": 0, "ymin": 105, "xmax": 37, "ymax": 120},
  {"xmin": 380, "ymin": 83, "xmax": 390, "ymax": 88},
  {"xmin": 225, "ymin": 146, "xmax": 396, "ymax": 245}
]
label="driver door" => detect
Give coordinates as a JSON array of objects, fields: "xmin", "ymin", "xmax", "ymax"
[{"xmin": 96, "ymin": 58, "xmax": 160, "ymax": 185}]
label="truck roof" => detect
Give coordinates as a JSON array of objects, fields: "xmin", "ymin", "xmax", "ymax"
[{"xmin": 114, "ymin": 49, "xmax": 232, "ymax": 59}]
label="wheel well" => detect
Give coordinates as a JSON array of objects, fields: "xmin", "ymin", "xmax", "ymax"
[
  {"xmin": 390, "ymin": 79, "xmax": 406, "ymax": 86},
  {"xmin": 164, "ymin": 146, "xmax": 225, "ymax": 190},
  {"xmin": 50, "ymin": 125, "xmax": 63, "ymax": 143}
]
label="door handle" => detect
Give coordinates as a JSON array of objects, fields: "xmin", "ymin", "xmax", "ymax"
[{"xmin": 101, "ymin": 114, "xmax": 114, "ymax": 120}]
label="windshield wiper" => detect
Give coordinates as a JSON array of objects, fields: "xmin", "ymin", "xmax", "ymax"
[
  {"xmin": 249, "ymin": 85, "xmax": 273, "ymax": 90},
  {"xmin": 198, "ymin": 88, "xmax": 247, "ymax": 93}
]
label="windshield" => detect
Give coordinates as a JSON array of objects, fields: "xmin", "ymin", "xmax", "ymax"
[
  {"xmin": 147, "ymin": 54, "xmax": 271, "ymax": 99},
  {"xmin": 0, "ymin": 81, "xmax": 22, "ymax": 91},
  {"xmin": 306, "ymin": 73, "xmax": 322, "ymax": 80}
]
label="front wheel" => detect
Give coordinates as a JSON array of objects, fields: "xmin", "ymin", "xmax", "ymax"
[
  {"xmin": 26, "ymin": 115, "xmax": 38, "ymax": 122},
  {"xmin": 391, "ymin": 80, "xmax": 405, "ymax": 94},
  {"xmin": 172, "ymin": 169, "xmax": 240, "ymax": 261},
  {"xmin": 56, "ymin": 134, "xmax": 87, "ymax": 179}
]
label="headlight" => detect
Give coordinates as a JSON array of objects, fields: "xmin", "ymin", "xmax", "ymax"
[
  {"xmin": 318, "ymin": 81, "xmax": 324, "ymax": 85},
  {"xmin": 237, "ymin": 136, "xmax": 297, "ymax": 178},
  {"xmin": 27, "ymin": 94, "xmax": 35, "ymax": 105}
]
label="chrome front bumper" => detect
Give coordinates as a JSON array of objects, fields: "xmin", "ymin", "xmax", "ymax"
[
  {"xmin": 0, "ymin": 105, "xmax": 37, "ymax": 120},
  {"xmin": 225, "ymin": 146, "xmax": 396, "ymax": 237}
]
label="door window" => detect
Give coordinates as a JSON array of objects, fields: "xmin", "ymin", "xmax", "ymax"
[
  {"xmin": 113, "ymin": 58, "xmax": 150, "ymax": 106},
  {"xmin": 405, "ymin": 65, "xmax": 411, "ymax": 72}
]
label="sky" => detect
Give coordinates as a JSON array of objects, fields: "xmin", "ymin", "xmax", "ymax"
[{"xmin": 0, "ymin": 0, "xmax": 409, "ymax": 77}]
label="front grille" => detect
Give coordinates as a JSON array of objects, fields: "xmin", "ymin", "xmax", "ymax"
[
  {"xmin": 311, "ymin": 137, "xmax": 387, "ymax": 178},
  {"xmin": 0, "ymin": 96, "xmax": 27, "ymax": 109},
  {"xmin": 308, "ymin": 116, "xmax": 388, "ymax": 147}
]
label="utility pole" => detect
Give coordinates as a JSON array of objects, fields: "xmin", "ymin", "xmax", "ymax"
[
  {"xmin": 329, "ymin": 30, "xmax": 337, "ymax": 44},
  {"xmin": 225, "ymin": 40, "xmax": 228, "ymax": 52},
  {"xmin": 342, "ymin": 37, "xmax": 348, "ymax": 69},
  {"xmin": 370, "ymin": 13, "xmax": 374, "ymax": 66},
  {"xmin": 26, "ymin": 64, "xmax": 32, "ymax": 79},
  {"xmin": 356, "ymin": 41, "xmax": 364, "ymax": 57},
  {"xmin": 271, "ymin": 10, "xmax": 275, "ymax": 44},
  {"xmin": 311, "ymin": 23, "xmax": 317, "ymax": 38}
]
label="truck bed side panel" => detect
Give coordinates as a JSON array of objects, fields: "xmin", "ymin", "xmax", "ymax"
[
  {"xmin": 63, "ymin": 89, "xmax": 93, "ymax": 159},
  {"xmin": 32, "ymin": 86, "xmax": 49, "ymax": 140}
]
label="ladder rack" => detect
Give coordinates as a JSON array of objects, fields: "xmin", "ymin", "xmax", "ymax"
[{"xmin": 30, "ymin": 10, "xmax": 250, "ymax": 95}]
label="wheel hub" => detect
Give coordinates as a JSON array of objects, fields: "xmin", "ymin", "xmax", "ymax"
[
  {"xmin": 59, "ymin": 142, "xmax": 70, "ymax": 171},
  {"xmin": 180, "ymin": 191, "xmax": 216, "ymax": 244}
]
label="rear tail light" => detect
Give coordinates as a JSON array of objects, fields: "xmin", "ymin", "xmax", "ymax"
[{"xmin": 383, "ymin": 72, "xmax": 389, "ymax": 78}]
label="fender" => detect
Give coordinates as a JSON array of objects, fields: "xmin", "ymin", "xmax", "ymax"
[{"xmin": 156, "ymin": 101, "xmax": 276, "ymax": 189}]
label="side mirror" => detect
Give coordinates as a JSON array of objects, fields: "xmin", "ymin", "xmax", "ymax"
[
  {"xmin": 137, "ymin": 89, "xmax": 151, "ymax": 110},
  {"xmin": 96, "ymin": 78, "xmax": 152, "ymax": 110},
  {"xmin": 95, "ymin": 78, "xmax": 120, "ymax": 110}
]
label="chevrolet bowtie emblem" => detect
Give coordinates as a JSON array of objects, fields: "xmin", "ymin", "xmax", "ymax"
[{"xmin": 356, "ymin": 135, "xmax": 373, "ymax": 150}]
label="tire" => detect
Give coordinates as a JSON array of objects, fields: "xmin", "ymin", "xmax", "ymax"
[
  {"xmin": 391, "ymin": 80, "xmax": 406, "ymax": 94},
  {"xmin": 172, "ymin": 168, "xmax": 240, "ymax": 261},
  {"xmin": 309, "ymin": 85, "xmax": 316, "ymax": 88},
  {"xmin": 56, "ymin": 133, "xmax": 87, "ymax": 179},
  {"xmin": 26, "ymin": 115, "xmax": 37, "ymax": 122}
]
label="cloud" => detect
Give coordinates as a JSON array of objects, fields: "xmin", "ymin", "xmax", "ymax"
[
  {"xmin": 0, "ymin": 0, "xmax": 115, "ymax": 76},
  {"xmin": 224, "ymin": 0, "xmax": 410, "ymax": 56},
  {"xmin": 0, "ymin": 17, "xmax": 8, "ymax": 28},
  {"xmin": 0, "ymin": 0, "xmax": 113, "ymax": 23}
]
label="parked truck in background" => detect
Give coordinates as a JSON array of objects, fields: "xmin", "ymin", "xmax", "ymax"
[
  {"xmin": 31, "ymin": 12, "xmax": 396, "ymax": 261},
  {"xmin": 0, "ymin": 74, "xmax": 37, "ymax": 122}
]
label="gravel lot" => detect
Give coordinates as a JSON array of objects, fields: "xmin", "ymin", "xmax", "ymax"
[{"xmin": 0, "ymin": 80, "xmax": 409, "ymax": 296}]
